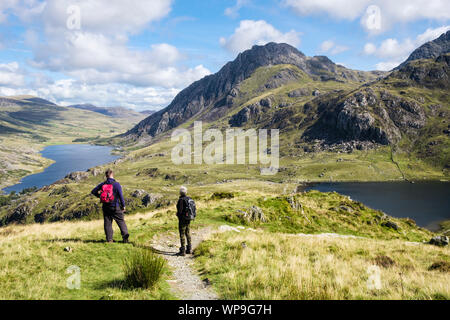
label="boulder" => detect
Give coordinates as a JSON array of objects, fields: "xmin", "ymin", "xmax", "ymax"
[
  {"xmin": 429, "ymin": 235, "xmax": 449, "ymax": 247},
  {"xmin": 288, "ymin": 88, "xmax": 310, "ymax": 98},
  {"xmin": 381, "ymin": 221, "xmax": 399, "ymax": 230},
  {"xmin": 65, "ymin": 171, "xmax": 90, "ymax": 182},
  {"xmin": 5, "ymin": 200, "xmax": 37, "ymax": 224},
  {"xmin": 142, "ymin": 194, "xmax": 162, "ymax": 207},
  {"xmin": 131, "ymin": 189, "xmax": 147, "ymax": 198},
  {"xmin": 229, "ymin": 103, "xmax": 261, "ymax": 127},
  {"xmin": 238, "ymin": 206, "xmax": 267, "ymax": 223},
  {"xmin": 88, "ymin": 168, "xmax": 102, "ymax": 177},
  {"xmin": 260, "ymin": 96, "xmax": 273, "ymax": 108}
]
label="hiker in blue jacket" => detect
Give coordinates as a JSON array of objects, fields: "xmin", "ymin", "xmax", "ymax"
[{"xmin": 91, "ymin": 169, "xmax": 129, "ymax": 243}]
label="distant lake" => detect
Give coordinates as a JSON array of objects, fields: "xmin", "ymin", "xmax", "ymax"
[
  {"xmin": 307, "ymin": 182, "xmax": 450, "ymax": 231},
  {"xmin": 2, "ymin": 144, "xmax": 120, "ymax": 194}
]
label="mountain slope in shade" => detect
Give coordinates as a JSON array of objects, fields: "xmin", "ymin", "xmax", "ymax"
[
  {"xmin": 123, "ymin": 42, "xmax": 384, "ymax": 140},
  {"xmin": 397, "ymin": 30, "xmax": 450, "ymax": 69},
  {"xmin": 69, "ymin": 104, "xmax": 146, "ymax": 120}
]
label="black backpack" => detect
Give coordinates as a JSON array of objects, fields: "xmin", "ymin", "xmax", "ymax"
[{"xmin": 184, "ymin": 197, "xmax": 197, "ymax": 220}]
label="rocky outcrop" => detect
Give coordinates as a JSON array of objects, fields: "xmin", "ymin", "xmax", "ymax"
[
  {"xmin": 142, "ymin": 193, "xmax": 163, "ymax": 207},
  {"xmin": 65, "ymin": 171, "xmax": 90, "ymax": 182},
  {"xmin": 123, "ymin": 42, "xmax": 380, "ymax": 140},
  {"xmin": 429, "ymin": 235, "xmax": 449, "ymax": 247},
  {"xmin": 302, "ymin": 86, "xmax": 427, "ymax": 147},
  {"xmin": 261, "ymin": 68, "xmax": 302, "ymax": 90},
  {"xmin": 397, "ymin": 30, "xmax": 450, "ymax": 69},
  {"xmin": 288, "ymin": 88, "xmax": 310, "ymax": 98},
  {"xmin": 390, "ymin": 53, "xmax": 450, "ymax": 89},
  {"xmin": 380, "ymin": 91, "xmax": 426, "ymax": 132},
  {"xmin": 2, "ymin": 200, "xmax": 37, "ymax": 225},
  {"xmin": 229, "ymin": 103, "xmax": 262, "ymax": 127}
]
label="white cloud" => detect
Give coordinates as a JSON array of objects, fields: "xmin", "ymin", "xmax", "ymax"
[
  {"xmin": 416, "ymin": 25, "xmax": 450, "ymax": 43},
  {"xmin": 284, "ymin": 0, "xmax": 450, "ymax": 33},
  {"xmin": 0, "ymin": 0, "xmax": 45, "ymax": 24},
  {"xmin": 0, "ymin": 62, "xmax": 25, "ymax": 86},
  {"xmin": 320, "ymin": 40, "xmax": 349, "ymax": 55},
  {"xmin": 29, "ymin": 31, "xmax": 211, "ymax": 88},
  {"xmin": 0, "ymin": 0, "xmax": 211, "ymax": 109},
  {"xmin": 224, "ymin": 0, "xmax": 250, "ymax": 18},
  {"xmin": 364, "ymin": 25, "xmax": 450, "ymax": 70},
  {"xmin": 0, "ymin": 71, "xmax": 180, "ymax": 111},
  {"xmin": 220, "ymin": 20, "xmax": 301, "ymax": 54},
  {"xmin": 8, "ymin": 0, "xmax": 211, "ymax": 90},
  {"xmin": 42, "ymin": 0, "xmax": 172, "ymax": 35},
  {"xmin": 363, "ymin": 43, "xmax": 377, "ymax": 55},
  {"xmin": 375, "ymin": 61, "xmax": 401, "ymax": 71}
]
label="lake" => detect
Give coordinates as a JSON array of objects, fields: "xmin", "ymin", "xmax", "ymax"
[
  {"xmin": 307, "ymin": 181, "xmax": 450, "ymax": 231},
  {"xmin": 2, "ymin": 144, "xmax": 120, "ymax": 194}
]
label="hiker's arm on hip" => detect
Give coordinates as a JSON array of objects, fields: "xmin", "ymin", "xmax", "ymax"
[{"xmin": 91, "ymin": 183, "xmax": 103, "ymax": 198}]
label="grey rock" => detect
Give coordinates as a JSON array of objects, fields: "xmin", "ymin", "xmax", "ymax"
[
  {"xmin": 65, "ymin": 171, "xmax": 90, "ymax": 182},
  {"xmin": 142, "ymin": 194, "xmax": 162, "ymax": 207},
  {"xmin": 229, "ymin": 103, "xmax": 261, "ymax": 127},
  {"xmin": 124, "ymin": 42, "xmax": 376, "ymax": 140},
  {"xmin": 381, "ymin": 221, "xmax": 399, "ymax": 231},
  {"xmin": 429, "ymin": 235, "xmax": 449, "ymax": 247},
  {"xmin": 132, "ymin": 189, "xmax": 147, "ymax": 198},
  {"xmin": 288, "ymin": 88, "xmax": 310, "ymax": 98}
]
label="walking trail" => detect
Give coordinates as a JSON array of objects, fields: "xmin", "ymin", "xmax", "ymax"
[{"xmin": 151, "ymin": 227, "xmax": 218, "ymax": 300}]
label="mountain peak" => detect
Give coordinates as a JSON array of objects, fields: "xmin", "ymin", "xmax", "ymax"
[
  {"xmin": 123, "ymin": 42, "xmax": 379, "ymax": 140},
  {"xmin": 397, "ymin": 30, "xmax": 450, "ymax": 69}
]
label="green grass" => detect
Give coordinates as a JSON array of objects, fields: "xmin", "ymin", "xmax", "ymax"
[
  {"xmin": 123, "ymin": 249, "xmax": 166, "ymax": 289},
  {"xmin": 0, "ymin": 179, "xmax": 445, "ymax": 300},
  {"xmin": 194, "ymin": 230, "xmax": 449, "ymax": 300}
]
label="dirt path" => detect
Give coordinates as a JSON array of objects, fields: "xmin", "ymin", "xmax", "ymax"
[{"xmin": 151, "ymin": 227, "xmax": 218, "ymax": 300}]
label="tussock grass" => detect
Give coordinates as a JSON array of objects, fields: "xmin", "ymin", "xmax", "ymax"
[
  {"xmin": 195, "ymin": 230, "xmax": 450, "ymax": 300},
  {"xmin": 123, "ymin": 249, "xmax": 166, "ymax": 289}
]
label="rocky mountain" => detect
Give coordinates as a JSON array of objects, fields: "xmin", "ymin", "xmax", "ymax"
[
  {"xmin": 69, "ymin": 103, "xmax": 147, "ymax": 121},
  {"xmin": 123, "ymin": 42, "xmax": 384, "ymax": 140},
  {"xmin": 121, "ymin": 36, "xmax": 449, "ymax": 169},
  {"xmin": 397, "ymin": 30, "xmax": 450, "ymax": 69}
]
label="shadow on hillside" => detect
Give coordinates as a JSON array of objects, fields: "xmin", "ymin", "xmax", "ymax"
[
  {"xmin": 95, "ymin": 279, "xmax": 131, "ymax": 292},
  {"xmin": 43, "ymin": 238, "xmax": 109, "ymax": 244},
  {"xmin": 42, "ymin": 239, "xmax": 179, "ymax": 256},
  {"xmin": 132, "ymin": 243, "xmax": 178, "ymax": 257}
]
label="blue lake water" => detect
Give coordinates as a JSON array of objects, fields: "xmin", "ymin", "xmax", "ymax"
[
  {"xmin": 2, "ymin": 144, "xmax": 120, "ymax": 194},
  {"xmin": 306, "ymin": 181, "xmax": 450, "ymax": 231}
]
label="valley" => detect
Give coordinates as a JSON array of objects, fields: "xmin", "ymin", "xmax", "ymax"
[
  {"xmin": 0, "ymin": 96, "xmax": 146, "ymax": 191},
  {"xmin": 0, "ymin": 31, "xmax": 448, "ymax": 301}
]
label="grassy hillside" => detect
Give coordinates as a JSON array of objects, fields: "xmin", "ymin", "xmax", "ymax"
[
  {"xmin": 195, "ymin": 230, "xmax": 449, "ymax": 300},
  {"xmin": 0, "ymin": 179, "xmax": 447, "ymax": 300},
  {"xmin": 0, "ymin": 96, "xmax": 140, "ymax": 190},
  {"xmin": 1, "ymin": 126, "xmax": 447, "ymax": 227}
]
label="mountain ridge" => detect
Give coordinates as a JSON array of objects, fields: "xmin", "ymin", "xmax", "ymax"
[
  {"xmin": 397, "ymin": 30, "xmax": 450, "ymax": 69},
  {"xmin": 123, "ymin": 42, "xmax": 384, "ymax": 140}
]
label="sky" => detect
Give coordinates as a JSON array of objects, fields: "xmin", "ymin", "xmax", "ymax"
[{"xmin": 0, "ymin": 0, "xmax": 449, "ymax": 111}]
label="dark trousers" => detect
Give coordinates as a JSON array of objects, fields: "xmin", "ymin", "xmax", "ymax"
[
  {"xmin": 103, "ymin": 206, "xmax": 129, "ymax": 242},
  {"xmin": 178, "ymin": 219, "xmax": 191, "ymax": 248}
]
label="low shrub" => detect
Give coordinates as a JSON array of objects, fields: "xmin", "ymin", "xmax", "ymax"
[{"xmin": 123, "ymin": 249, "xmax": 166, "ymax": 289}]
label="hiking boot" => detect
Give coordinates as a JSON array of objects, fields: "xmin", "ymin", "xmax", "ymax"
[
  {"xmin": 186, "ymin": 245, "xmax": 192, "ymax": 254},
  {"xmin": 122, "ymin": 234, "xmax": 130, "ymax": 244},
  {"xmin": 176, "ymin": 247, "xmax": 186, "ymax": 257}
]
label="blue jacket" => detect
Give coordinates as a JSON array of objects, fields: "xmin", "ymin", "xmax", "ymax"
[{"xmin": 91, "ymin": 178, "xmax": 125, "ymax": 209}]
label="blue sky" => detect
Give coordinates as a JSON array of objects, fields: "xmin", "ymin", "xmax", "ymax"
[{"xmin": 0, "ymin": 0, "xmax": 449, "ymax": 110}]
